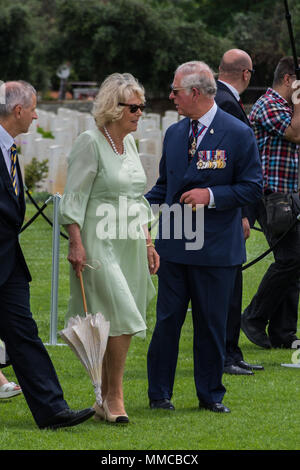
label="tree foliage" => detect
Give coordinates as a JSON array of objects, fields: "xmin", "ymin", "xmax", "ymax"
[
  {"xmin": 50, "ymin": 0, "xmax": 231, "ymax": 95},
  {"xmin": 1, "ymin": 0, "xmax": 300, "ymax": 95}
]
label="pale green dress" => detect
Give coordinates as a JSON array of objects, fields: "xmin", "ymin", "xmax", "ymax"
[{"xmin": 59, "ymin": 129, "xmax": 155, "ymax": 338}]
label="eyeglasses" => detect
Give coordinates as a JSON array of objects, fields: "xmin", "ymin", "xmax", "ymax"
[
  {"xmin": 170, "ymin": 85, "xmax": 191, "ymax": 96},
  {"xmin": 118, "ymin": 103, "xmax": 146, "ymax": 113},
  {"xmin": 243, "ymin": 69, "xmax": 255, "ymax": 75}
]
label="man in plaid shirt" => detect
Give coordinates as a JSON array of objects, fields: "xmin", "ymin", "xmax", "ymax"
[{"xmin": 242, "ymin": 56, "xmax": 300, "ymax": 349}]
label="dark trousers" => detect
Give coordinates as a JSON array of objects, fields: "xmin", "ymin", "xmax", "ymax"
[
  {"xmin": 225, "ymin": 267, "xmax": 244, "ymax": 366},
  {"xmin": 0, "ymin": 261, "xmax": 68, "ymax": 426},
  {"xmin": 243, "ymin": 200, "xmax": 300, "ymax": 345},
  {"xmin": 147, "ymin": 259, "xmax": 237, "ymax": 405}
]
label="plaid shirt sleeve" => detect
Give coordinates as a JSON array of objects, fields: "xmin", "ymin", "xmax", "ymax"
[{"xmin": 256, "ymin": 99, "xmax": 292, "ymax": 138}]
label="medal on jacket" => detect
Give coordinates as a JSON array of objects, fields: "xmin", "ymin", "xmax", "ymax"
[{"xmin": 196, "ymin": 149, "xmax": 227, "ymax": 169}]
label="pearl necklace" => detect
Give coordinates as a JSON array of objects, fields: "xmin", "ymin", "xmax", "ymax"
[{"xmin": 103, "ymin": 126, "xmax": 126, "ymax": 156}]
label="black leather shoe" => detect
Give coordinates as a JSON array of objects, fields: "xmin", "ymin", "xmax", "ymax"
[
  {"xmin": 199, "ymin": 401, "xmax": 230, "ymax": 413},
  {"xmin": 241, "ymin": 314, "xmax": 271, "ymax": 349},
  {"xmin": 224, "ymin": 364, "xmax": 254, "ymax": 375},
  {"xmin": 0, "ymin": 356, "xmax": 11, "ymax": 369},
  {"xmin": 237, "ymin": 360, "xmax": 264, "ymax": 371},
  {"xmin": 149, "ymin": 399, "xmax": 175, "ymax": 410},
  {"xmin": 0, "ymin": 361, "xmax": 11, "ymax": 369},
  {"xmin": 39, "ymin": 407, "xmax": 95, "ymax": 430},
  {"xmin": 270, "ymin": 337, "xmax": 299, "ymax": 349}
]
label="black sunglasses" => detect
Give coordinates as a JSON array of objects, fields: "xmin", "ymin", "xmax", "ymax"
[{"xmin": 118, "ymin": 102, "xmax": 146, "ymax": 113}]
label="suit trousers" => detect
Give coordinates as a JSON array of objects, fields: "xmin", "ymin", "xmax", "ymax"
[
  {"xmin": 147, "ymin": 259, "xmax": 237, "ymax": 404},
  {"xmin": 243, "ymin": 199, "xmax": 300, "ymax": 345},
  {"xmin": 0, "ymin": 260, "xmax": 68, "ymax": 426}
]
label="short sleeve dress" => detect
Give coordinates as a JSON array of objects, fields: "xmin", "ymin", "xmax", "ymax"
[{"xmin": 59, "ymin": 128, "xmax": 156, "ymax": 338}]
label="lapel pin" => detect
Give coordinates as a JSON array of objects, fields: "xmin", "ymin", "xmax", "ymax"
[{"xmin": 210, "ymin": 128, "xmax": 214, "ymax": 134}]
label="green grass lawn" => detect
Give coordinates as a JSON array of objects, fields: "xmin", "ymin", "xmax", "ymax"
[{"xmin": 0, "ymin": 202, "xmax": 299, "ymax": 451}]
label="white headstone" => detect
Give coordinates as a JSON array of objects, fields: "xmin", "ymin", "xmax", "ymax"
[
  {"xmin": 52, "ymin": 128, "xmax": 72, "ymax": 155},
  {"xmin": 47, "ymin": 145, "xmax": 67, "ymax": 194},
  {"xmin": 162, "ymin": 116, "xmax": 177, "ymax": 136},
  {"xmin": 165, "ymin": 110, "xmax": 179, "ymax": 120},
  {"xmin": 139, "ymin": 138, "xmax": 161, "ymax": 159},
  {"xmin": 139, "ymin": 153, "xmax": 160, "ymax": 193},
  {"xmin": 145, "ymin": 112, "xmax": 161, "ymax": 129}
]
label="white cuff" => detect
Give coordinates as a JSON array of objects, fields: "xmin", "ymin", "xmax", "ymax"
[{"xmin": 208, "ymin": 188, "xmax": 216, "ymax": 208}]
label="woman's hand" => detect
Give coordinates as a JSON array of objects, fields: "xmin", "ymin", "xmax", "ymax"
[
  {"xmin": 66, "ymin": 224, "xmax": 86, "ymax": 278},
  {"xmin": 147, "ymin": 244, "xmax": 160, "ymax": 275}
]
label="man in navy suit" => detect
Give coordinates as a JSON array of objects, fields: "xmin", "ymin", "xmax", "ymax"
[
  {"xmin": 146, "ymin": 61, "xmax": 262, "ymax": 413},
  {"xmin": 0, "ymin": 81, "xmax": 94, "ymax": 429},
  {"xmin": 215, "ymin": 49, "xmax": 264, "ymax": 375}
]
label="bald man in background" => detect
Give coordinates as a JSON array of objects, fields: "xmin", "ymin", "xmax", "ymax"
[{"xmin": 215, "ymin": 49, "xmax": 264, "ymax": 375}]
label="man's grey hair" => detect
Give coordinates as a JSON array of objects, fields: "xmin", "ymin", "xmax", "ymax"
[
  {"xmin": 0, "ymin": 81, "xmax": 36, "ymax": 117},
  {"xmin": 175, "ymin": 61, "xmax": 217, "ymax": 97}
]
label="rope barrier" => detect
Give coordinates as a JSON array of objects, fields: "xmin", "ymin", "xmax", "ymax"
[
  {"xmin": 20, "ymin": 197, "xmax": 52, "ymax": 233},
  {"xmin": 23, "ymin": 189, "xmax": 69, "ymax": 240},
  {"xmin": 242, "ymin": 218, "xmax": 299, "ymax": 270}
]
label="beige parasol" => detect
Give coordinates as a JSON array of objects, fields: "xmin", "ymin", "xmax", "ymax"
[{"xmin": 59, "ymin": 270, "xmax": 110, "ymax": 405}]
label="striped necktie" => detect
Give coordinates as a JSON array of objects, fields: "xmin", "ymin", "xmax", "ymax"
[
  {"xmin": 188, "ymin": 120, "xmax": 206, "ymax": 163},
  {"xmin": 10, "ymin": 143, "xmax": 18, "ymax": 196}
]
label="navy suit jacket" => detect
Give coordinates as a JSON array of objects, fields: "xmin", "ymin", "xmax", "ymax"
[
  {"xmin": 146, "ymin": 106, "xmax": 263, "ymax": 267},
  {"xmin": 215, "ymin": 81, "xmax": 250, "ymax": 125},
  {"xmin": 215, "ymin": 81, "xmax": 257, "ymax": 226},
  {"xmin": 0, "ymin": 148, "xmax": 31, "ymax": 286}
]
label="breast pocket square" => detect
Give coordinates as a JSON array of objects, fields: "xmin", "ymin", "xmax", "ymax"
[{"xmin": 196, "ymin": 150, "xmax": 227, "ymax": 169}]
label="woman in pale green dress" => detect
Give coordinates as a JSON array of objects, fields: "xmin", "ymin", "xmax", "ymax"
[{"xmin": 59, "ymin": 73, "xmax": 159, "ymax": 423}]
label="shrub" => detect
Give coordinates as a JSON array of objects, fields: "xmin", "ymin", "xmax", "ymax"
[{"xmin": 25, "ymin": 157, "xmax": 49, "ymax": 191}]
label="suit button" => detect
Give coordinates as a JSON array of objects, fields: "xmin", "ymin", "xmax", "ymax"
[{"xmin": 170, "ymin": 170, "xmax": 174, "ymax": 174}]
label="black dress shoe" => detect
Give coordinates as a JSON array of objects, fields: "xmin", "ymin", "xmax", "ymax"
[
  {"xmin": 224, "ymin": 364, "xmax": 254, "ymax": 375},
  {"xmin": 0, "ymin": 361, "xmax": 11, "ymax": 369},
  {"xmin": 199, "ymin": 401, "xmax": 230, "ymax": 413},
  {"xmin": 0, "ymin": 357, "xmax": 11, "ymax": 369},
  {"xmin": 270, "ymin": 337, "xmax": 299, "ymax": 349},
  {"xmin": 149, "ymin": 399, "xmax": 175, "ymax": 410},
  {"xmin": 237, "ymin": 360, "xmax": 264, "ymax": 371},
  {"xmin": 241, "ymin": 314, "xmax": 271, "ymax": 349},
  {"xmin": 39, "ymin": 407, "xmax": 95, "ymax": 430}
]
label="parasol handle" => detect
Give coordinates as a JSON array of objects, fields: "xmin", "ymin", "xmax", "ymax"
[{"xmin": 79, "ymin": 271, "xmax": 88, "ymax": 316}]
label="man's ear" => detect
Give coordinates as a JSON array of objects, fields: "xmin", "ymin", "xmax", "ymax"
[
  {"xmin": 192, "ymin": 87, "xmax": 200, "ymax": 100},
  {"xmin": 13, "ymin": 104, "xmax": 22, "ymax": 119}
]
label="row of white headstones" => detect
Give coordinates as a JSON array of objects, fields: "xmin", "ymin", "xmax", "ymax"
[{"xmin": 15, "ymin": 107, "xmax": 181, "ymax": 195}]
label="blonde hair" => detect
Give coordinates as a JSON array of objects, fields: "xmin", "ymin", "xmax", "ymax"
[{"xmin": 92, "ymin": 73, "xmax": 145, "ymax": 128}]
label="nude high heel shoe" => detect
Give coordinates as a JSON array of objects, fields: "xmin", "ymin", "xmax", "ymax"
[
  {"xmin": 93, "ymin": 402, "xmax": 106, "ymax": 421},
  {"xmin": 103, "ymin": 399, "xmax": 129, "ymax": 423}
]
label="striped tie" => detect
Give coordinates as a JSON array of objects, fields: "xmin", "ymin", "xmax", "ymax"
[
  {"xmin": 10, "ymin": 143, "xmax": 18, "ymax": 196},
  {"xmin": 188, "ymin": 120, "xmax": 206, "ymax": 163}
]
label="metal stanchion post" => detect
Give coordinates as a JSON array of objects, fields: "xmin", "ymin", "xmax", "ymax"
[{"xmin": 48, "ymin": 193, "xmax": 61, "ymax": 346}]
